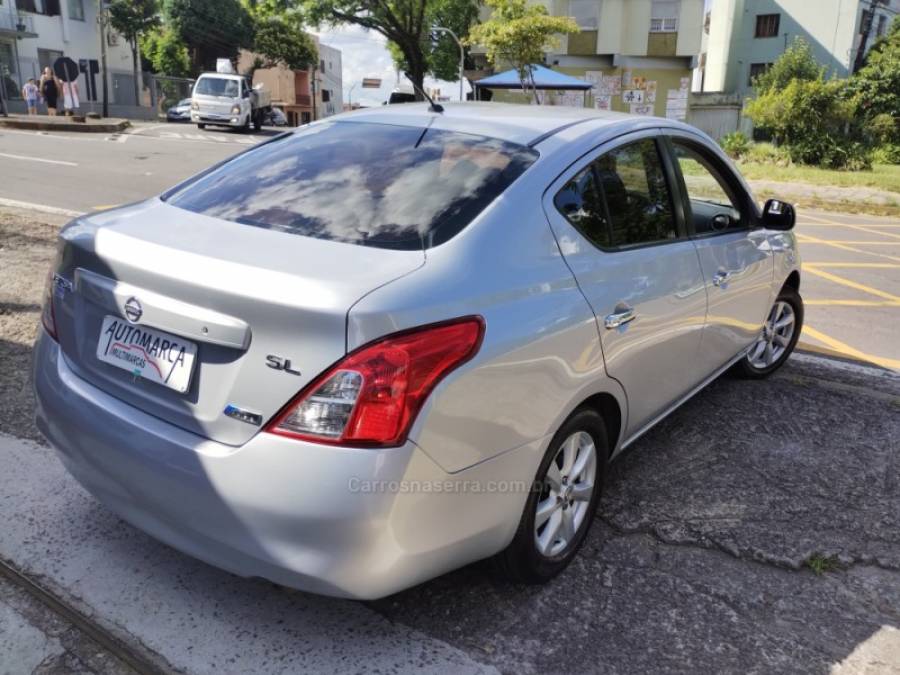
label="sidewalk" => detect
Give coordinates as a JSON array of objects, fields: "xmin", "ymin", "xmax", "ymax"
[{"xmin": 0, "ymin": 114, "xmax": 129, "ymax": 133}]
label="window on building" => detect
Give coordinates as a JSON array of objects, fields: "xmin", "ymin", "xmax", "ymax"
[
  {"xmin": 16, "ymin": 0, "xmax": 60, "ymax": 15},
  {"xmin": 748, "ymin": 62, "xmax": 771, "ymax": 86},
  {"xmin": 569, "ymin": 0, "xmax": 599, "ymax": 29},
  {"xmin": 755, "ymin": 13, "xmax": 780, "ymax": 38},
  {"xmin": 650, "ymin": 0, "xmax": 679, "ymax": 33},
  {"xmin": 321, "ymin": 89, "xmax": 330, "ymax": 103},
  {"xmin": 319, "ymin": 59, "xmax": 325, "ymax": 72},
  {"xmin": 67, "ymin": 0, "xmax": 84, "ymax": 20},
  {"xmin": 876, "ymin": 14, "xmax": 887, "ymax": 37}
]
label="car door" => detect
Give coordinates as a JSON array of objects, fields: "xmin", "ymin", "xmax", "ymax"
[
  {"xmin": 663, "ymin": 134, "xmax": 774, "ymax": 374},
  {"xmin": 544, "ymin": 132, "xmax": 708, "ymax": 438}
]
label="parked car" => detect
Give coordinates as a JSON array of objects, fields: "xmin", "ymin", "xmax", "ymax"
[
  {"xmin": 166, "ymin": 98, "xmax": 192, "ymax": 122},
  {"xmin": 33, "ymin": 103, "xmax": 802, "ymax": 599}
]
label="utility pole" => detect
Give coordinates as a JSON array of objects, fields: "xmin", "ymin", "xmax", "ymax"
[
  {"xmin": 98, "ymin": 0, "xmax": 109, "ymax": 117},
  {"xmin": 432, "ymin": 26, "xmax": 465, "ymax": 101}
]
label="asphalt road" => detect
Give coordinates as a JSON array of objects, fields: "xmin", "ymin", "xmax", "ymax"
[{"xmin": 1, "ymin": 121, "xmax": 897, "ymax": 371}]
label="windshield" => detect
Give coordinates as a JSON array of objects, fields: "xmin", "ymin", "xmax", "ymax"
[
  {"xmin": 165, "ymin": 121, "xmax": 538, "ymax": 250},
  {"xmin": 194, "ymin": 77, "xmax": 239, "ymax": 98}
]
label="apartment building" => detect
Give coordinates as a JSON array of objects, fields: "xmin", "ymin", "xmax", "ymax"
[
  {"xmin": 471, "ymin": 0, "xmax": 704, "ymax": 119},
  {"xmin": 0, "ymin": 0, "xmax": 136, "ymax": 108},
  {"xmin": 238, "ymin": 37, "xmax": 342, "ymax": 126},
  {"xmin": 697, "ymin": 0, "xmax": 900, "ymax": 96}
]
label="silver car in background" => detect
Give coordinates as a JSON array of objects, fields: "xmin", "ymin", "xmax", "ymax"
[{"xmin": 33, "ymin": 103, "xmax": 802, "ymax": 599}]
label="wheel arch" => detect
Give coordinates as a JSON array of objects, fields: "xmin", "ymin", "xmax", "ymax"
[
  {"xmin": 575, "ymin": 391, "xmax": 623, "ymax": 455},
  {"xmin": 782, "ymin": 270, "xmax": 800, "ymax": 293}
]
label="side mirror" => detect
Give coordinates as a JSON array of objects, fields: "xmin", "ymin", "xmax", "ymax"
[{"xmin": 761, "ymin": 199, "xmax": 795, "ymax": 231}]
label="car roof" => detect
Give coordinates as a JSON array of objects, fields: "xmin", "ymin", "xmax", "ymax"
[{"xmin": 335, "ymin": 101, "xmax": 696, "ymax": 147}]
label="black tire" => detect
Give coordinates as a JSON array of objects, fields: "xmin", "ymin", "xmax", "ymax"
[
  {"xmin": 733, "ymin": 285, "xmax": 804, "ymax": 379},
  {"xmin": 197, "ymin": 123, "xmax": 206, "ymax": 130},
  {"xmin": 495, "ymin": 408, "xmax": 609, "ymax": 584}
]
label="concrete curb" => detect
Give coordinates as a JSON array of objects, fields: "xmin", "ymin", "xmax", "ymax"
[{"xmin": 0, "ymin": 117, "xmax": 130, "ymax": 133}]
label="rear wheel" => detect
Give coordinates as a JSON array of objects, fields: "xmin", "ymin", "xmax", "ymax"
[
  {"xmin": 197, "ymin": 123, "xmax": 206, "ymax": 130},
  {"xmin": 734, "ymin": 286, "xmax": 803, "ymax": 378},
  {"xmin": 495, "ymin": 408, "xmax": 608, "ymax": 583}
]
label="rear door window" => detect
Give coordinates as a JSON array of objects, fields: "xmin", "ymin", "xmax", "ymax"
[
  {"xmin": 554, "ymin": 138, "xmax": 678, "ymax": 250},
  {"xmin": 165, "ymin": 121, "xmax": 538, "ymax": 250}
]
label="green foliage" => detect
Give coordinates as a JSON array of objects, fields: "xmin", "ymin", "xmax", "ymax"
[
  {"xmin": 466, "ymin": 0, "xmax": 578, "ymax": 99},
  {"xmin": 719, "ymin": 131, "xmax": 750, "ymax": 158},
  {"xmin": 871, "ymin": 143, "xmax": 900, "ymax": 165},
  {"xmin": 742, "ymin": 142, "xmax": 792, "ymax": 166},
  {"xmin": 846, "ymin": 17, "xmax": 900, "ymax": 139},
  {"xmin": 866, "ymin": 113, "xmax": 898, "ymax": 145},
  {"xmin": 752, "ymin": 37, "xmax": 822, "ymax": 93},
  {"xmin": 253, "ymin": 15, "xmax": 317, "ymax": 71},
  {"xmin": 108, "ymin": 0, "xmax": 160, "ymax": 49},
  {"xmin": 141, "ymin": 28, "xmax": 192, "ymax": 77},
  {"xmin": 164, "ymin": 0, "xmax": 255, "ymax": 73}
]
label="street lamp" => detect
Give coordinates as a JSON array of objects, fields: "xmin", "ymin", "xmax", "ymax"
[
  {"xmin": 347, "ymin": 82, "xmax": 357, "ymax": 109},
  {"xmin": 432, "ymin": 26, "xmax": 464, "ymax": 102}
]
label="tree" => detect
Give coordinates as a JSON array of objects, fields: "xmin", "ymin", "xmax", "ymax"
[
  {"xmin": 466, "ymin": 0, "xmax": 578, "ymax": 103},
  {"xmin": 302, "ymin": 0, "xmax": 449, "ymax": 101},
  {"xmin": 164, "ymin": 0, "xmax": 255, "ymax": 73},
  {"xmin": 141, "ymin": 28, "xmax": 191, "ymax": 77},
  {"xmin": 847, "ymin": 16, "xmax": 900, "ymax": 142},
  {"xmin": 243, "ymin": 2, "xmax": 318, "ymax": 73},
  {"xmin": 752, "ymin": 36, "xmax": 821, "ymax": 93},
  {"xmin": 108, "ymin": 0, "xmax": 160, "ymax": 106},
  {"xmin": 384, "ymin": 0, "xmax": 480, "ymax": 86}
]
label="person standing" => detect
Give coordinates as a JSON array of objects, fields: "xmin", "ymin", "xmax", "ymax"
[
  {"xmin": 22, "ymin": 78, "xmax": 39, "ymax": 115},
  {"xmin": 40, "ymin": 67, "xmax": 60, "ymax": 116}
]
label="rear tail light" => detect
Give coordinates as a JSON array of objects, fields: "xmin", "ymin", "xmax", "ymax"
[
  {"xmin": 40, "ymin": 268, "xmax": 58, "ymax": 341},
  {"xmin": 266, "ymin": 317, "xmax": 484, "ymax": 447}
]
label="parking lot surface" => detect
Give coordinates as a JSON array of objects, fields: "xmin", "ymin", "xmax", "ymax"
[{"xmin": 1, "ymin": 205, "xmax": 898, "ymax": 673}]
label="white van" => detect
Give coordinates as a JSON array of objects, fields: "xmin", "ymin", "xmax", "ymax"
[{"xmin": 191, "ymin": 72, "xmax": 272, "ymax": 131}]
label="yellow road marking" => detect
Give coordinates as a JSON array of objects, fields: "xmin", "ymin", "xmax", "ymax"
[
  {"xmin": 801, "ymin": 266, "xmax": 900, "ymax": 302},
  {"xmin": 798, "ymin": 223, "xmax": 900, "ymax": 228},
  {"xmin": 800, "ymin": 213, "xmax": 900, "ymax": 240},
  {"xmin": 801, "ymin": 240, "xmax": 900, "ymax": 245},
  {"xmin": 801, "ymin": 325, "xmax": 900, "ymax": 370},
  {"xmin": 803, "ymin": 262, "xmax": 899, "ymax": 268},
  {"xmin": 795, "ymin": 233, "xmax": 900, "ymax": 262},
  {"xmin": 804, "ymin": 299, "xmax": 900, "ymax": 307}
]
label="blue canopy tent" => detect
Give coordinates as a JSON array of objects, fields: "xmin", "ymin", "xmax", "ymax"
[{"xmin": 473, "ymin": 64, "xmax": 592, "ymax": 104}]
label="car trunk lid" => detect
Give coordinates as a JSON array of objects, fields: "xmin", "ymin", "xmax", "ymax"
[{"xmin": 51, "ymin": 199, "xmax": 425, "ymax": 446}]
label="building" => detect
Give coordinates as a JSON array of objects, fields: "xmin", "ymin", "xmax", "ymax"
[
  {"xmin": 470, "ymin": 0, "xmax": 704, "ymax": 120},
  {"xmin": 697, "ymin": 0, "xmax": 900, "ymax": 97},
  {"xmin": 239, "ymin": 36, "xmax": 342, "ymax": 126},
  {"xmin": 1, "ymin": 0, "xmax": 137, "ymax": 110}
]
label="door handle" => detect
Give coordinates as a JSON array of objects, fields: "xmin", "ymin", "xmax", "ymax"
[
  {"xmin": 604, "ymin": 306, "xmax": 636, "ymax": 329},
  {"xmin": 712, "ymin": 270, "xmax": 731, "ymax": 287}
]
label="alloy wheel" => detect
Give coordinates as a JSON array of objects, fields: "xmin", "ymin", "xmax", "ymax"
[
  {"xmin": 748, "ymin": 300, "xmax": 796, "ymax": 369},
  {"xmin": 534, "ymin": 431, "xmax": 597, "ymax": 557}
]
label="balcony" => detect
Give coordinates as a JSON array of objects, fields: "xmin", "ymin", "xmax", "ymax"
[
  {"xmin": 0, "ymin": 11, "xmax": 37, "ymax": 38},
  {"xmin": 295, "ymin": 93, "xmax": 311, "ymax": 106}
]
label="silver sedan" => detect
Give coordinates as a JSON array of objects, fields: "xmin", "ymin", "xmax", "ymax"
[{"xmin": 33, "ymin": 103, "xmax": 802, "ymax": 599}]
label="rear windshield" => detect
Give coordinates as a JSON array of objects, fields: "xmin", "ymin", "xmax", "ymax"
[
  {"xmin": 164, "ymin": 121, "xmax": 538, "ymax": 250},
  {"xmin": 194, "ymin": 77, "xmax": 239, "ymax": 98}
]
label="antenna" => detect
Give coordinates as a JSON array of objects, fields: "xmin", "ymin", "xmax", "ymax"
[{"xmin": 403, "ymin": 72, "xmax": 444, "ymax": 113}]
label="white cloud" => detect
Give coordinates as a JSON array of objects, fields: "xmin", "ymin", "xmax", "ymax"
[{"xmin": 313, "ymin": 25, "xmax": 470, "ymax": 107}]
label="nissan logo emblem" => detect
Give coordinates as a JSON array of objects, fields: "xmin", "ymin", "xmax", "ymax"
[{"xmin": 124, "ymin": 297, "xmax": 143, "ymax": 323}]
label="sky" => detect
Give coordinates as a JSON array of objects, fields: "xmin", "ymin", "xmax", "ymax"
[{"xmin": 313, "ymin": 25, "xmax": 470, "ymax": 107}]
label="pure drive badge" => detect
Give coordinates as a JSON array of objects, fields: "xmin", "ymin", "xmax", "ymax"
[{"xmin": 224, "ymin": 404, "xmax": 263, "ymax": 427}]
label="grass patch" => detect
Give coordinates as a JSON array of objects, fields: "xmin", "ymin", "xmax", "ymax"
[
  {"xmin": 805, "ymin": 553, "xmax": 842, "ymax": 575},
  {"xmin": 753, "ymin": 188, "xmax": 900, "ymax": 218},
  {"xmin": 738, "ymin": 162, "xmax": 900, "ymax": 193}
]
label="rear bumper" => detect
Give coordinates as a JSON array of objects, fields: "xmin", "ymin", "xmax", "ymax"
[{"xmin": 33, "ymin": 330, "xmax": 537, "ymax": 599}]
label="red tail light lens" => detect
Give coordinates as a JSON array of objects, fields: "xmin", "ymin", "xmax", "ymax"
[
  {"xmin": 40, "ymin": 269, "xmax": 58, "ymax": 341},
  {"xmin": 266, "ymin": 317, "xmax": 484, "ymax": 447}
]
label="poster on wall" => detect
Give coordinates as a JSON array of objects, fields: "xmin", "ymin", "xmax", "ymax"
[
  {"xmin": 621, "ymin": 70, "xmax": 632, "ymax": 88},
  {"xmin": 554, "ymin": 91, "xmax": 584, "ymax": 108},
  {"xmin": 585, "ymin": 70, "xmax": 604, "ymax": 92},
  {"xmin": 594, "ymin": 95, "xmax": 612, "ymax": 110},
  {"xmin": 630, "ymin": 104, "xmax": 654, "ymax": 116},
  {"xmin": 622, "ymin": 89, "xmax": 644, "ymax": 104}
]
